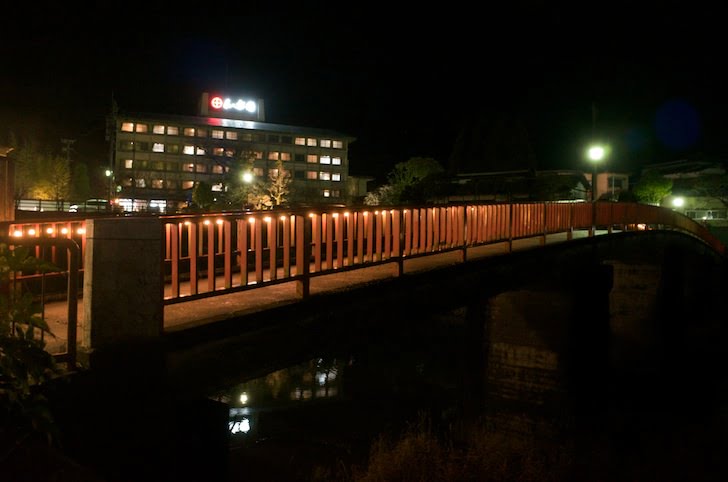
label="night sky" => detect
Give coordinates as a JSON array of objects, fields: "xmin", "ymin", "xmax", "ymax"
[{"xmin": 2, "ymin": 7, "xmax": 726, "ymax": 183}]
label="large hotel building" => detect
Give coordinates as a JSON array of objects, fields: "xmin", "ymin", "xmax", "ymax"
[{"xmin": 108, "ymin": 92, "xmax": 361, "ymax": 213}]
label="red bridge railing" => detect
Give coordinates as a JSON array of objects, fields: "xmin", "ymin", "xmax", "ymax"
[
  {"xmin": 3, "ymin": 201, "xmax": 725, "ymax": 308},
  {"xmin": 158, "ymin": 201, "xmax": 724, "ymax": 304}
]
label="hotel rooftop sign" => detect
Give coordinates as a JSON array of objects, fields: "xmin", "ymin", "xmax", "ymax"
[{"xmin": 199, "ymin": 92, "xmax": 266, "ymax": 122}]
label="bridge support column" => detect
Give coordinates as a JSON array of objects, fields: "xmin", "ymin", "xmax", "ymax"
[{"xmin": 82, "ymin": 217, "xmax": 163, "ymax": 362}]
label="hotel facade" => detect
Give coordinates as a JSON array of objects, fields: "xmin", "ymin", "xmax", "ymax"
[{"xmin": 108, "ymin": 92, "xmax": 358, "ymax": 213}]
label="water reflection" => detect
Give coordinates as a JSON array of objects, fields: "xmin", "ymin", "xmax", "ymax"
[{"xmin": 213, "ymin": 357, "xmax": 354, "ymax": 446}]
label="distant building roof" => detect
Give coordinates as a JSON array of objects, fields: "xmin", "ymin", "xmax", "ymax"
[{"xmin": 642, "ymin": 159, "xmax": 725, "ymax": 177}]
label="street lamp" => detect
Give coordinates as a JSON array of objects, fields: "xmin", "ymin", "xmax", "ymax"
[
  {"xmin": 586, "ymin": 144, "xmax": 606, "ymax": 202},
  {"xmin": 105, "ymin": 169, "xmax": 113, "ymax": 206}
]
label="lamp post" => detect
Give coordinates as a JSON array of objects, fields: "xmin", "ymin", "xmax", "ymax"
[
  {"xmin": 105, "ymin": 169, "xmax": 113, "ymax": 209},
  {"xmin": 587, "ymin": 144, "xmax": 605, "ymax": 202},
  {"xmin": 586, "ymin": 144, "xmax": 607, "ymax": 237}
]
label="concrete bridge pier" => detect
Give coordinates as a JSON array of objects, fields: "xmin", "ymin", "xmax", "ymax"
[{"xmin": 81, "ymin": 217, "xmax": 164, "ymax": 370}]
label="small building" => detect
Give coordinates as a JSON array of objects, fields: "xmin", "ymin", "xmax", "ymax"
[
  {"xmin": 585, "ymin": 171, "xmax": 631, "ymax": 201},
  {"xmin": 644, "ymin": 159, "xmax": 728, "ymax": 225},
  {"xmin": 447, "ymin": 169, "xmax": 591, "ymax": 203}
]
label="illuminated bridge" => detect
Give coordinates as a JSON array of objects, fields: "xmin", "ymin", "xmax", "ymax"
[{"xmin": 2, "ymin": 201, "xmax": 725, "ymax": 374}]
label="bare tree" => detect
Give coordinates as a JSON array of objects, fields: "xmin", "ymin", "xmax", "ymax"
[{"xmin": 267, "ymin": 159, "xmax": 291, "ymax": 207}]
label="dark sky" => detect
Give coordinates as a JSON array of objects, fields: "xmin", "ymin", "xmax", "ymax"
[{"xmin": 2, "ymin": 6, "xmax": 726, "ymax": 182}]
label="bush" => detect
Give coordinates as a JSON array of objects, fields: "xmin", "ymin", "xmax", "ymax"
[{"xmin": 0, "ymin": 243, "xmax": 63, "ymax": 445}]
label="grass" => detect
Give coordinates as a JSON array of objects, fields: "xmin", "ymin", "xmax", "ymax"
[{"xmin": 311, "ymin": 412, "xmax": 573, "ymax": 482}]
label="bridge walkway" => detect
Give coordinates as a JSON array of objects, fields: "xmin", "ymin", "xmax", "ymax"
[{"xmin": 40, "ymin": 229, "xmax": 598, "ymax": 356}]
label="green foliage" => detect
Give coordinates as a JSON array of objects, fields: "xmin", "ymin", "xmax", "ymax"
[
  {"xmin": 529, "ymin": 174, "xmax": 581, "ymax": 201},
  {"xmin": 10, "ymin": 135, "xmax": 74, "ymax": 202},
  {"xmin": 633, "ymin": 170, "xmax": 673, "ymax": 205},
  {"xmin": 0, "ymin": 244, "xmax": 63, "ymax": 445},
  {"xmin": 192, "ymin": 181, "xmax": 215, "ymax": 209},
  {"xmin": 366, "ymin": 157, "xmax": 446, "ymax": 206}
]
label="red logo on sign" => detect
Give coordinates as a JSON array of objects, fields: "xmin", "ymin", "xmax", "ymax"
[{"xmin": 210, "ymin": 96, "xmax": 224, "ymax": 110}]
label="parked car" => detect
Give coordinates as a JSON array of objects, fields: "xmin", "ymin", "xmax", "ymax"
[{"xmin": 69, "ymin": 199, "xmax": 110, "ymax": 213}]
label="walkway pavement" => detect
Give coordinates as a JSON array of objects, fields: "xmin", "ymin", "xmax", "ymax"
[{"xmin": 41, "ymin": 231, "xmax": 595, "ymax": 356}]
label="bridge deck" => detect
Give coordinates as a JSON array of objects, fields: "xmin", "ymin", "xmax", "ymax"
[{"xmin": 40, "ymin": 230, "xmax": 598, "ymax": 356}]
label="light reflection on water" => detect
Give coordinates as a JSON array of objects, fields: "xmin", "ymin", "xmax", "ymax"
[{"xmin": 213, "ymin": 357, "xmax": 353, "ymax": 443}]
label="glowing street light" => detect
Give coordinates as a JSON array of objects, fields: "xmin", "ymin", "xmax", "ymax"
[
  {"xmin": 586, "ymin": 144, "xmax": 607, "ymax": 202},
  {"xmin": 105, "ymin": 169, "xmax": 114, "ymax": 206},
  {"xmin": 241, "ymin": 171, "xmax": 253, "ymax": 184}
]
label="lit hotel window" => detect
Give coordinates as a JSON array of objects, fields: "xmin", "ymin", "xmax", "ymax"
[
  {"xmin": 306, "ymin": 138, "xmax": 317, "ymax": 147},
  {"xmin": 167, "ymin": 126, "xmax": 179, "ymax": 135},
  {"xmin": 332, "ymin": 173, "xmax": 341, "ymax": 181},
  {"xmin": 320, "ymin": 156, "xmax": 331, "ymax": 165},
  {"xmin": 124, "ymin": 159, "xmax": 133, "ymax": 169},
  {"xmin": 196, "ymin": 128, "xmax": 207, "ymax": 138},
  {"xmin": 213, "ymin": 147, "xmax": 224, "ymax": 156},
  {"xmin": 183, "ymin": 145, "xmax": 195, "ymax": 155},
  {"xmin": 306, "ymin": 155, "xmax": 317, "ymax": 163},
  {"xmin": 253, "ymin": 167, "xmax": 264, "ymax": 176},
  {"xmin": 281, "ymin": 152, "xmax": 291, "ymax": 161},
  {"xmin": 323, "ymin": 189, "xmax": 330, "ymax": 197},
  {"xmin": 183, "ymin": 127, "xmax": 195, "ymax": 137},
  {"xmin": 319, "ymin": 171, "xmax": 331, "ymax": 181},
  {"xmin": 195, "ymin": 164, "xmax": 207, "ymax": 173},
  {"xmin": 212, "ymin": 183, "xmax": 223, "ymax": 192},
  {"xmin": 225, "ymin": 149, "xmax": 235, "ymax": 157},
  {"xmin": 212, "ymin": 165, "xmax": 224, "ymax": 174},
  {"xmin": 254, "ymin": 151, "xmax": 263, "ymax": 159},
  {"xmin": 121, "ymin": 122, "xmax": 134, "ymax": 132},
  {"xmin": 226, "ymin": 131, "xmax": 238, "ymax": 140},
  {"xmin": 153, "ymin": 125, "xmax": 165, "ymax": 134},
  {"xmin": 196, "ymin": 147, "xmax": 206, "ymax": 155},
  {"xmin": 295, "ymin": 137, "xmax": 306, "ymax": 145},
  {"xmin": 320, "ymin": 139, "xmax": 331, "ymax": 148},
  {"xmin": 135, "ymin": 178, "xmax": 146, "ymax": 188},
  {"xmin": 135, "ymin": 124, "xmax": 148, "ymax": 133},
  {"xmin": 152, "ymin": 143, "xmax": 164, "ymax": 153},
  {"xmin": 182, "ymin": 181, "xmax": 194, "ymax": 189},
  {"xmin": 332, "ymin": 140, "xmax": 343, "ymax": 149},
  {"xmin": 151, "ymin": 179, "xmax": 164, "ymax": 189},
  {"xmin": 212, "ymin": 130, "xmax": 224, "ymax": 139},
  {"xmin": 306, "ymin": 171, "xmax": 317, "ymax": 180},
  {"xmin": 269, "ymin": 168, "xmax": 279, "ymax": 177},
  {"xmin": 268, "ymin": 151, "xmax": 280, "ymax": 161},
  {"xmin": 183, "ymin": 163, "xmax": 194, "ymax": 172},
  {"xmin": 332, "ymin": 157, "xmax": 341, "ymax": 165}
]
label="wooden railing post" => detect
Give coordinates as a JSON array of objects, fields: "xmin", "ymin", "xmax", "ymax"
[{"xmin": 295, "ymin": 214, "xmax": 311, "ymax": 299}]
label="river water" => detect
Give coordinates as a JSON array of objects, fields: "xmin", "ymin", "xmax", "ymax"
[
  {"xmin": 212, "ymin": 311, "xmax": 473, "ymax": 482},
  {"xmin": 205, "ymin": 299, "xmax": 728, "ymax": 482}
]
